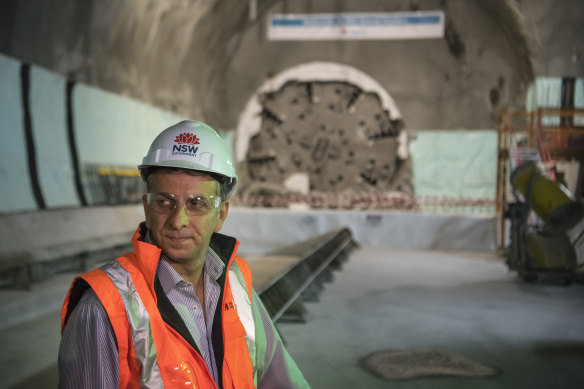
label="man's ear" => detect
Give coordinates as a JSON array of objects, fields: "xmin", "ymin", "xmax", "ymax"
[
  {"xmin": 214, "ymin": 201, "xmax": 230, "ymax": 233},
  {"xmin": 142, "ymin": 194, "xmax": 150, "ymax": 229}
]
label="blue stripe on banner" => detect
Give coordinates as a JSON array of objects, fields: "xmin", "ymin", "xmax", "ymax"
[
  {"xmin": 271, "ymin": 14, "xmax": 441, "ymax": 27},
  {"xmin": 272, "ymin": 19, "xmax": 305, "ymax": 26},
  {"xmin": 406, "ymin": 16, "xmax": 441, "ymax": 24}
]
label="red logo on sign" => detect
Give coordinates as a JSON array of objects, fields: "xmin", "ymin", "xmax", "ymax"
[{"xmin": 175, "ymin": 133, "xmax": 200, "ymax": 145}]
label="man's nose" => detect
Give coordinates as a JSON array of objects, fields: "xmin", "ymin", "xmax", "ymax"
[{"xmin": 167, "ymin": 203, "xmax": 189, "ymax": 228}]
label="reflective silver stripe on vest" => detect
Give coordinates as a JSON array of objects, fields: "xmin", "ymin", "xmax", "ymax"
[
  {"xmin": 228, "ymin": 264, "xmax": 257, "ymax": 385},
  {"xmin": 101, "ymin": 261, "xmax": 163, "ymax": 388}
]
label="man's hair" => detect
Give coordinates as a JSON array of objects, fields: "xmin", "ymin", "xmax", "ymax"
[{"xmin": 142, "ymin": 167, "xmax": 228, "ymax": 200}]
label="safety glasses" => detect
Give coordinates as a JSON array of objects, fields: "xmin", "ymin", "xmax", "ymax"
[{"xmin": 146, "ymin": 192, "xmax": 222, "ymax": 216}]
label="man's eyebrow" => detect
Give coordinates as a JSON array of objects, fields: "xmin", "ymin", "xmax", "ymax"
[{"xmin": 155, "ymin": 192, "xmax": 174, "ymax": 198}]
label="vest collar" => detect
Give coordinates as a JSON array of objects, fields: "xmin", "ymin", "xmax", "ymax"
[{"xmin": 131, "ymin": 222, "xmax": 162, "ymax": 292}]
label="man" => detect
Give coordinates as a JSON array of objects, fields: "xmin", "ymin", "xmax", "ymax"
[{"xmin": 59, "ymin": 120, "xmax": 310, "ymax": 388}]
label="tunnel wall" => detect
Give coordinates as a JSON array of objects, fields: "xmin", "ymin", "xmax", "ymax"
[
  {"xmin": 5, "ymin": 0, "xmax": 580, "ymax": 131},
  {"xmin": 1, "ymin": 52, "xmax": 500, "ymax": 215},
  {"xmin": 411, "ymin": 130, "xmax": 497, "ymax": 199},
  {"xmin": 0, "ymin": 55, "xmax": 38, "ymax": 212},
  {"xmin": 221, "ymin": 208, "xmax": 498, "ymax": 254},
  {"xmin": 2, "ymin": 0, "xmax": 582, "ymax": 214},
  {"xmin": 0, "ymin": 53, "xmax": 499, "ymax": 272},
  {"xmin": 0, "ymin": 53, "xmax": 185, "ymax": 213}
]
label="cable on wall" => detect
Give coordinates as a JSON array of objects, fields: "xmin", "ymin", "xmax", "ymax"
[
  {"xmin": 20, "ymin": 63, "xmax": 46, "ymax": 209},
  {"xmin": 66, "ymin": 79, "xmax": 88, "ymax": 206}
]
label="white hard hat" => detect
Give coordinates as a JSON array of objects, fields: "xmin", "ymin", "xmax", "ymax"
[{"xmin": 139, "ymin": 120, "xmax": 238, "ymax": 198}]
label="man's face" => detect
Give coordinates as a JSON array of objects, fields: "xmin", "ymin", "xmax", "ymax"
[{"xmin": 142, "ymin": 171, "xmax": 229, "ymax": 264}]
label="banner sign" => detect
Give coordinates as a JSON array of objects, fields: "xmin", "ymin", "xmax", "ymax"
[{"xmin": 268, "ymin": 11, "xmax": 445, "ymax": 41}]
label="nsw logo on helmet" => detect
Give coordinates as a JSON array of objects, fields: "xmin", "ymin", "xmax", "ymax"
[{"xmin": 172, "ymin": 132, "xmax": 200, "ymax": 156}]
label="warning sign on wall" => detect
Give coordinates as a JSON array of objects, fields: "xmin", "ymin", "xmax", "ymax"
[{"xmin": 268, "ymin": 11, "xmax": 445, "ymax": 41}]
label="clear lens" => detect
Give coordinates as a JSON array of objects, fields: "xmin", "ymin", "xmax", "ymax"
[{"xmin": 147, "ymin": 193, "xmax": 221, "ymax": 216}]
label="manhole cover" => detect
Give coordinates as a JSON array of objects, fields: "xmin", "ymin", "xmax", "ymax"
[{"xmin": 359, "ymin": 349, "xmax": 498, "ymax": 380}]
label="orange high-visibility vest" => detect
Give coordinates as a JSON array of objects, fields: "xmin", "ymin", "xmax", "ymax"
[{"xmin": 61, "ymin": 226, "xmax": 256, "ymax": 389}]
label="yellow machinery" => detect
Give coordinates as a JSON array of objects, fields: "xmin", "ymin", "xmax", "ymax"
[
  {"xmin": 498, "ymin": 107, "xmax": 584, "ymax": 283},
  {"xmin": 507, "ymin": 162, "xmax": 584, "ymax": 282}
]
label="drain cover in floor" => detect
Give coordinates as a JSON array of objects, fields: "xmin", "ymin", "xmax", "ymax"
[{"xmin": 359, "ymin": 349, "xmax": 498, "ymax": 380}]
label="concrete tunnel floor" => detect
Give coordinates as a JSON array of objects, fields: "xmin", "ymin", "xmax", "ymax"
[
  {"xmin": 1, "ymin": 248, "xmax": 584, "ymax": 389},
  {"xmin": 277, "ymin": 248, "xmax": 584, "ymax": 389}
]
